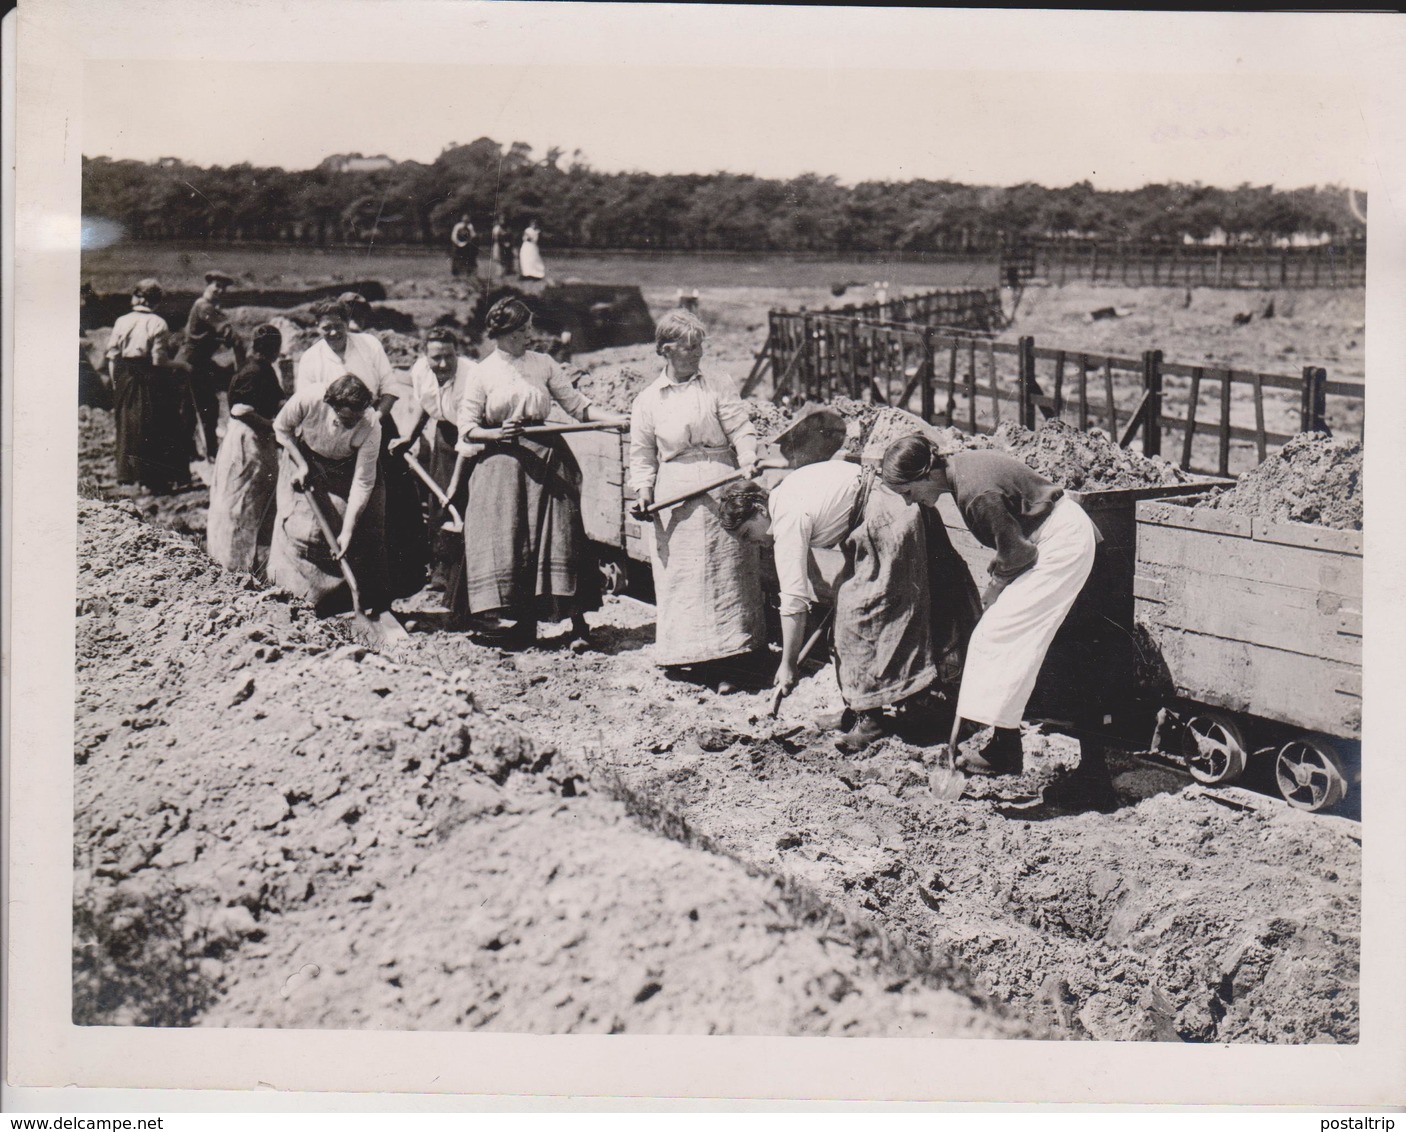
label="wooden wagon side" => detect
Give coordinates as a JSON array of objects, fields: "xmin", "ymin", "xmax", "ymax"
[{"xmin": 1134, "ymin": 496, "xmax": 1362, "ymax": 810}]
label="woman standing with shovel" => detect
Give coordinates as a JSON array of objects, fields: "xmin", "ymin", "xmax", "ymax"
[
  {"xmin": 628, "ymin": 310, "xmax": 767, "ymax": 693},
  {"xmin": 393, "ymin": 328, "xmax": 475, "ymax": 598},
  {"xmin": 446, "ymin": 298, "xmax": 628, "ymax": 647}
]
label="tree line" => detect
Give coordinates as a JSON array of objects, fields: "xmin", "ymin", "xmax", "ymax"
[{"xmin": 82, "ymin": 137, "xmax": 1367, "ymax": 253}]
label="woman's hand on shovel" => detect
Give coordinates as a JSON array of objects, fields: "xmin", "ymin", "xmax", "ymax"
[{"xmin": 769, "ymin": 662, "xmax": 798, "ymax": 717}]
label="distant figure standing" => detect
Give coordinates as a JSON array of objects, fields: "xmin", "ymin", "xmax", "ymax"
[
  {"xmin": 518, "ymin": 218, "xmax": 546, "ymax": 280},
  {"xmin": 183, "ymin": 270, "xmax": 243, "ymax": 461},
  {"xmin": 105, "ymin": 278, "xmax": 187, "ymax": 495},
  {"xmin": 491, "ymin": 214, "xmax": 515, "ymax": 281},
  {"xmin": 449, "ymin": 214, "xmax": 478, "ymax": 278}
]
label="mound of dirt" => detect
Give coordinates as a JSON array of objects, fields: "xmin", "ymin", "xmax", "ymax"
[
  {"xmin": 74, "ymin": 496, "xmax": 1025, "ymax": 1037},
  {"xmin": 975, "ymin": 419, "xmax": 1190, "ymax": 491},
  {"xmin": 574, "ymin": 364, "xmax": 653, "ymax": 413},
  {"xmin": 1200, "ymin": 433, "xmax": 1363, "ymax": 530}
]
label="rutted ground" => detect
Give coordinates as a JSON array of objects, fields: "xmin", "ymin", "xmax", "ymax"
[{"xmin": 74, "ymin": 498, "xmax": 1028, "ymax": 1037}]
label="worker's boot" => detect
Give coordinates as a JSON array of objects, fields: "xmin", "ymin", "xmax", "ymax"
[
  {"xmin": 956, "ymin": 727, "xmax": 1024, "ymax": 776},
  {"xmin": 835, "ymin": 709, "xmax": 886, "ymax": 754}
]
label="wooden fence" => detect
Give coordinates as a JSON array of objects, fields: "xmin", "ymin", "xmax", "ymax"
[
  {"xmin": 1001, "ymin": 241, "xmax": 1365, "ymax": 289},
  {"xmin": 749, "ymin": 310, "xmax": 1365, "ymax": 478}
]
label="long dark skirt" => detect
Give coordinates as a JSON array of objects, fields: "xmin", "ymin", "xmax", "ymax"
[
  {"xmin": 923, "ymin": 507, "xmax": 983, "ymax": 688},
  {"xmin": 379, "ymin": 415, "xmax": 429, "ymax": 601},
  {"xmin": 424, "ymin": 421, "xmax": 467, "ymax": 595},
  {"xmin": 111, "ymin": 358, "xmax": 189, "ymax": 492},
  {"xmin": 267, "ymin": 446, "xmax": 390, "ymax": 615},
  {"xmin": 454, "ymin": 435, "xmax": 600, "ymax": 624}
]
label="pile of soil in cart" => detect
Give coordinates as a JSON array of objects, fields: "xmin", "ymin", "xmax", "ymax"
[
  {"xmin": 1199, "ymin": 432, "xmax": 1363, "ymax": 531},
  {"xmin": 73, "ymin": 496, "xmax": 1028, "ymax": 1037}
]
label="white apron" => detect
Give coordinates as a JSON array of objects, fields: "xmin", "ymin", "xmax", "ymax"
[
  {"xmin": 649, "ymin": 446, "xmax": 766, "ymax": 667},
  {"xmin": 955, "ymin": 495, "xmax": 1097, "ymax": 729}
]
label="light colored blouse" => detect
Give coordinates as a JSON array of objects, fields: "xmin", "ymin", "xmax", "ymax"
[
  {"xmin": 408, "ymin": 354, "xmax": 475, "ymax": 424},
  {"xmin": 454, "ymin": 349, "xmax": 593, "ymax": 456},
  {"xmin": 105, "ymin": 306, "xmax": 169, "ymax": 362},
  {"xmin": 768, "ymin": 460, "xmax": 863, "ymax": 617},
  {"xmin": 628, "ymin": 369, "xmax": 757, "ymax": 494},
  {"xmin": 274, "ymin": 388, "xmax": 381, "ymax": 523},
  {"xmin": 295, "ymin": 332, "xmax": 392, "ymax": 399}
]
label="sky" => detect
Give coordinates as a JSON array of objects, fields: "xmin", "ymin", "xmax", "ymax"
[{"xmin": 78, "ymin": 6, "xmax": 1378, "ymax": 192}]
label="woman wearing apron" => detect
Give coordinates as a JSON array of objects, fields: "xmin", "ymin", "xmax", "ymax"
[
  {"xmin": 629, "ymin": 310, "xmax": 766, "ymax": 691},
  {"xmin": 444, "ymin": 298, "xmax": 627, "ymax": 647},
  {"xmin": 880, "ymin": 433, "xmax": 1098, "ymax": 775},
  {"xmin": 267, "ymin": 375, "xmax": 387, "ymax": 615}
]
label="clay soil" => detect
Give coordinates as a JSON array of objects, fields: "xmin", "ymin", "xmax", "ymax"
[
  {"xmin": 77, "ymin": 405, "xmax": 1360, "ymax": 1042},
  {"xmin": 74, "ymin": 255, "xmax": 1364, "ymax": 1042}
]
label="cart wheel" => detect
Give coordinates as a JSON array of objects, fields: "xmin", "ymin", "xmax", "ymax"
[
  {"xmin": 1182, "ymin": 710, "xmax": 1248, "ymax": 785},
  {"xmin": 598, "ymin": 558, "xmax": 628, "ymax": 597},
  {"xmin": 1275, "ymin": 735, "xmax": 1348, "ymax": 812}
]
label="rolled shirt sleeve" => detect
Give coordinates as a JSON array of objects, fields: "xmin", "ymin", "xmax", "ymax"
[
  {"xmin": 454, "ymin": 367, "xmax": 488, "ymax": 456},
  {"xmin": 771, "ymin": 506, "xmax": 818, "ymax": 617},
  {"xmin": 273, "ymin": 390, "xmax": 311, "ymax": 450},
  {"xmin": 965, "ymin": 491, "xmax": 1040, "ymax": 580}
]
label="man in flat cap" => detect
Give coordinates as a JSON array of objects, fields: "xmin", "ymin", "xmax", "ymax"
[{"xmin": 182, "ymin": 270, "xmax": 243, "ymax": 460}]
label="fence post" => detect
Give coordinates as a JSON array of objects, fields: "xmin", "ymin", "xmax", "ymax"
[
  {"xmin": 801, "ymin": 311, "xmax": 815, "ymax": 402},
  {"xmin": 921, "ymin": 327, "xmax": 936, "ymax": 423},
  {"xmin": 1300, "ymin": 366, "xmax": 1329, "ymax": 434},
  {"xmin": 1142, "ymin": 350, "xmax": 1164, "ymax": 458},
  {"xmin": 1018, "ymin": 336, "xmax": 1036, "ymax": 429}
]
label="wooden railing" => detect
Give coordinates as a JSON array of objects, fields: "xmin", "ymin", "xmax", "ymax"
[{"xmin": 750, "ymin": 309, "xmax": 1365, "ymax": 478}]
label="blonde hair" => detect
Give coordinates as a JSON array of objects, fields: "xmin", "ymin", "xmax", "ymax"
[{"xmin": 654, "ymin": 309, "xmax": 706, "ymax": 356}]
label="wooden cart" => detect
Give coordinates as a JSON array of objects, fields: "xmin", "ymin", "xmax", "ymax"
[{"xmin": 1134, "ymin": 496, "xmax": 1362, "ymax": 811}]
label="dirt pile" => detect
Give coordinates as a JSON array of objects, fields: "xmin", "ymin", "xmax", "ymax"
[
  {"xmin": 985, "ymin": 419, "xmax": 1191, "ymax": 491},
  {"xmin": 1200, "ymin": 433, "xmax": 1363, "ymax": 530},
  {"xmin": 74, "ymin": 497, "xmax": 1024, "ymax": 1037},
  {"xmin": 573, "ymin": 364, "xmax": 652, "ymax": 413}
]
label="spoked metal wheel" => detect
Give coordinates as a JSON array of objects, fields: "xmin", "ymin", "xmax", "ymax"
[
  {"xmin": 1182, "ymin": 710, "xmax": 1249, "ymax": 785},
  {"xmin": 1275, "ymin": 735, "xmax": 1349, "ymax": 812},
  {"xmin": 598, "ymin": 558, "xmax": 629, "ymax": 597}
]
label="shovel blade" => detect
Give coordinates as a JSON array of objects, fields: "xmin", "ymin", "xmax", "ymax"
[
  {"xmin": 929, "ymin": 766, "xmax": 968, "ymax": 801},
  {"xmin": 344, "ymin": 610, "xmax": 412, "ymax": 649}
]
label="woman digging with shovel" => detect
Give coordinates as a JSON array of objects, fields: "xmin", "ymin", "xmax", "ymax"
[
  {"xmin": 880, "ymin": 433, "xmax": 1098, "ymax": 784},
  {"xmin": 268, "ymin": 374, "xmax": 389, "ymax": 618},
  {"xmin": 718, "ymin": 452, "xmax": 964, "ymax": 754}
]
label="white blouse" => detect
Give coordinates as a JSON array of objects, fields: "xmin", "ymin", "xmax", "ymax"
[
  {"xmin": 628, "ymin": 369, "xmax": 757, "ymax": 494},
  {"xmin": 295, "ymin": 332, "xmax": 392, "ymax": 399},
  {"xmin": 105, "ymin": 307, "xmax": 169, "ymax": 362},
  {"xmin": 768, "ymin": 460, "xmax": 863, "ymax": 617},
  {"xmin": 454, "ymin": 349, "xmax": 593, "ymax": 456},
  {"xmin": 408, "ymin": 354, "xmax": 475, "ymax": 424},
  {"xmin": 274, "ymin": 388, "xmax": 382, "ymax": 522}
]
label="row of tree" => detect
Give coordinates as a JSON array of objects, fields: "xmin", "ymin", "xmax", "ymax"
[{"xmin": 82, "ymin": 138, "xmax": 1368, "ymax": 252}]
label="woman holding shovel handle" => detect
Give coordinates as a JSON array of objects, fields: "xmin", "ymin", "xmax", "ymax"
[
  {"xmin": 627, "ymin": 309, "xmax": 768, "ymax": 694},
  {"xmin": 393, "ymin": 328, "xmax": 476, "ymax": 597},
  {"xmin": 267, "ymin": 374, "xmax": 387, "ymax": 616},
  {"xmin": 445, "ymin": 297, "xmax": 627, "ymax": 648},
  {"xmin": 879, "ymin": 434, "xmax": 1097, "ymax": 778}
]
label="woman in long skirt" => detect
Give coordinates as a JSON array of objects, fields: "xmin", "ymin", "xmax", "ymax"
[
  {"xmin": 394, "ymin": 327, "xmax": 475, "ymax": 596},
  {"xmin": 207, "ymin": 324, "xmax": 287, "ymax": 575},
  {"xmin": 444, "ymin": 297, "xmax": 627, "ymax": 647},
  {"xmin": 628, "ymin": 309, "xmax": 766, "ymax": 691},
  {"xmin": 105, "ymin": 279, "xmax": 186, "ymax": 494},
  {"xmin": 267, "ymin": 375, "xmax": 388, "ymax": 615}
]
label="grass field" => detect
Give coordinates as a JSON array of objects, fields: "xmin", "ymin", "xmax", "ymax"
[{"xmin": 80, "ymin": 242, "xmax": 1000, "ymax": 294}]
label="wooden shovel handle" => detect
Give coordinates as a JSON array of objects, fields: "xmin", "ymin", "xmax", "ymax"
[
  {"xmin": 302, "ymin": 485, "xmax": 364, "ymax": 613},
  {"xmin": 643, "ymin": 457, "xmax": 787, "ymax": 516}
]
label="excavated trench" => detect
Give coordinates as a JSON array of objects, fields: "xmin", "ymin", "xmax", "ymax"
[{"xmin": 75, "ymin": 406, "xmax": 1361, "ymax": 1043}]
